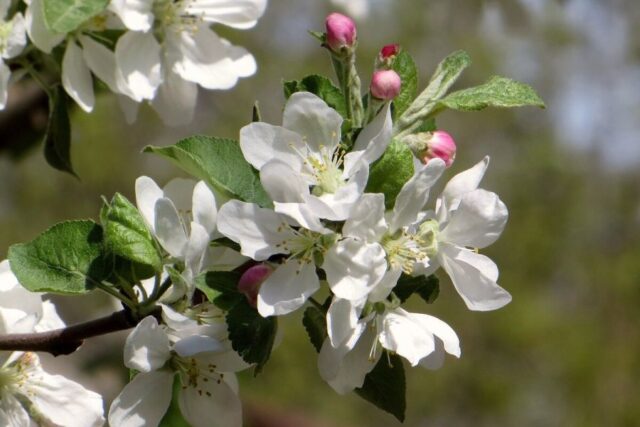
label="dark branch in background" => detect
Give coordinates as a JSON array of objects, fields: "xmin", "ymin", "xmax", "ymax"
[
  {"xmin": 0, "ymin": 82, "xmax": 49, "ymax": 157},
  {"xmin": 0, "ymin": 309, "xmax": 149, "ymax": 356}
]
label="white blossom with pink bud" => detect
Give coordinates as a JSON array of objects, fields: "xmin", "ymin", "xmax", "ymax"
[
  {"xmin": 370, "ymin": 69, "xmax": 401, "ymax": 100},
  {"xmin": 238, "ymin": 264, "xmax": 274, "ymax": 308}
]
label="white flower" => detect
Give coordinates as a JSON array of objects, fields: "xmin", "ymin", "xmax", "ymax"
[
  {"xmin": 217, "ymin": 199, "xmax": 336, "ymax": 317},
  {"xmin": 428, "ymin": 157, "xmax": 512, "ymax": 311},
  {"xmin": 0, "ymin": 260, "xmax": 105, "ymax": 427},
  {"xmin": 323, "ymin": 158, "xmax": 447, "ymax": 301},
  {"xmin": 24, "ymin": 0, "xmax": 121, "ymax": 112},
  {"xmin": 109, "ymin": 315, "xmax": 247, "ymax": 427},
  {"xmin": 318, "ymin": 297, "xmax": 460, "ymax": 394},
  {"xmin": 111, "ymin": 0, "xmax": 266, "ymax": 124},
  {"xmin": 239, "ymin": 91, "xmax": 392, "ymax": 224},
  {"xmin": 0, "ymin": 0, "xmax": 26, "ymax": 109}
]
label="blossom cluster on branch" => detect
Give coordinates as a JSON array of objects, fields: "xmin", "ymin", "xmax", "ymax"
[{"xmin": 0, "ymin": 8, "xmax": 544, "ymax": 426}]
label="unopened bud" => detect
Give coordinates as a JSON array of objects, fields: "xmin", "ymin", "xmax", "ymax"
[
  {"xmin": 370, "ymin": 69, "xmax": 401, "ymax": 100},
  {"xmin": 379, "ymin": 44, "xmax": 400, "ymax": 60},
  {"xmin": 238, "ymin": 264, "xmax": 273, "ymax": 308},
  {"xmin": 403, "ymin": 130, "xmax": 457, "ymax": 167},
  {"xmin": 325, "ymin": 13, "xmax": 356, "ymax": 52}
]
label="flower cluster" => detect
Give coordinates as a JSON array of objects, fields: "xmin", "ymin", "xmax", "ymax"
[{"xmin": 2, "ymin": 0, "xmax": 267, "ymax": 125}]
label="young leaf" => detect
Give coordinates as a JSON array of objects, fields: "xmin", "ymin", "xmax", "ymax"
[
  {"xmin": 365, "ymin": 139, "xmax": 415, "ymax": 209},
  {"xmin": 43, "ymin": 0, "xmax": 109, "ymax": 33},
  {"xmin": 226, "ymin": 299, "xmax": 277, "ymax": 375},
  {"xmin": 393, "ymin": 274, "xmax": 440, "ymax": 304},
  {"xmin": 195, "ymin": 271, "xmax": 244, "ymax": 310},
  {"xmin": 283, "ymin": 75, "xmax": 347, "ymax": 118},
  {"xmin": 43, "ymin": 87, "xmax": 76, "ymax": 177},
  {"xmin": 101, "ymin": 193, "xmax": 162, "ymax": 270},
  {"xmin": 437, "ymin": 76, "xmax": 546, "ymax": 111},
  {"xmin": 391, "ymin": 50, "xmax": 418, "ymax": 120},
  {"xmin": 8, "ymin": 220, "xmax": 108, "ymax": 294},
  {"xmin": 303, "ymin": 305, "xmax": 327, "ymax": 352},
  {"xmin": 355, "ymin": 352, "xmax": 406, "ymax": 422},
  {"xmin": 144, "ymin": 136, "xmax": 272, "ymax": 208},
  {"xmin": 394, "ymin": 50, "xmax": 471, "ymax": 136}
]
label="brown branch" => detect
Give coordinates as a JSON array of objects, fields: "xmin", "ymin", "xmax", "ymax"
[{"xmin": 0, "ymin": 309, "xmax": 145, "ymax": 356}]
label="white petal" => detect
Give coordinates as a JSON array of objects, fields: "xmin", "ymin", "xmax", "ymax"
[
  {"xmin": 239, "ymin": 122, "xmax": 305, "ymax": 172},
  {"xmin": 0, "ymin": 263, "xmax": 42, "ymax": 334},
  {"xmin": 171, "ymin": 28, "xmax": 239, "ymax": 90},
  {"xmin": 283, "ymin": 92, "xmax": 343, "ymax": 155},
  {"xmin": 194, "ymin": 346, "xmax": 249, "ymax": 373},
  {"xmin": 115, "ymin": 31, "xmax": 161, "ymax": 101},
  {"xmin": 379, "ymin": 308, "xmax": 435, "ymax": 366},
  {"xmin": 318, "ymin": 326, "xmax": 378, "ymax": 395},
  {"xmin": 21, "ymin": 354, "xmax": 105, "ymax": 427},
  {"xmin": 2, "ymin": 13, "xmax": 26, "ymax": 59},
  {"xmin": 179, "ymin": 374, "xmax": 242, "ymax": 427},
  {"xmin": 155, "ymin": 198, "xmax": 189, "ymax": 258},
  {"xmin": 390, "ymin": 158, "xmax": 446, "ymax": 233},
  {"xmin": 326, "ymin": 297, "xmax": 362, "ymax": 348},
  {"xmin": 308, "ymin": 165, "xmax": 368, "ymax": 221},
  {"xmin": 117, "ymin": 93, "xmax": 140, "ymax": 123},
  {"xmin": 192, "ymin": 181, "xmax": 217, "ymax": 234},
  {"xmin": 108, "ymin": 371, "xmax": 173, "ymax": 427},
  {"xmin": 135, "ymin": 176, "xmax": 163, "ymax": 230},
  {"xmin": 203, "ymin": 247, "xmax": 248, "ymax": 272},
  {"xmin": 226, "ymin": 44, "xmax": 256, "ymax": 77},
  {"xmin": 161, "ymin": 303, "xmax": 197, "ymax": 330},
  {"xmin": 368, "ymin": 266, "xmax": 402, "ymax": 303},
  {"xmin": 441, "ymin": 189, "xmax": 508, "ymax": 249},
  {"xmin": 273, "ymin": 200, "xmax": 331, "ymax": 234},
  {"xmin": 162, "ymin": 178, "xmax": 197, "ymax": 212},
  {"xmin": 184, "ymin": 221, "xmax": 210, "ymax": 278},
  {"xmin": 124, "ymin": 316, "xmax": 171, "ymax": 372},
  {"xmin": 0, "ymin": 61, "xmax": 9, "ymax": 109},
  {"xmin": 34, "ymin": 300, "xmax": 65, "ymax": 332},
  {"xmin": 342, "ymin": 193, "xmax": 388, "ymax": 242},
  {"xmin": 25, "ymin": 0, "xmax": 64, "ymax": 53},
  {"xmin": 260, "ymin": 160, "xmax": 308, "ymax": 203},
  {"xmin": 174, "ymin": 335, "xmax": 225, "ymax": 357},
  {"xmin": 184, "ymin": 0, "xmax": 267, "ymax": 29},
  {"xmin": 438, "ymin": 243, "xmax": 511, "ymax": 311},
  {"xmin": 62, "ymin": 41, "xmax": 95, "ymax": 112},
  {"xmin": 217, "ymin": 200, "xmax": 296, "ymax": 260},
  {"xmin": 348, "ymin": 101, "xmax": 392, "ymax": 168},
  {"xmin": 438, "ymin": 156, "xmax": 490, "ymax": 221},
  {"xmin": 257, "ymin": 260, "xmax": 319, "ymax": 317},
  {"xmin": 409, "ymin": 312, "xmax": 461, "ymax": 359},
  {"xmin": 151, "ymin": 69, "xmax": 198, "ymax": 126},
  {"xmin": 0, "ymin": 393, "xmax": 30, "ymax": 426},
  {"xmin": 79, "ymin": 35, "xmax": 119, "ymax": 93},
  {"xmin": 324, "ymin": 238, "xmax": 387, "ymax": 301},
  {"xmin": 109, "ymin": 0, "xmax": 154, "ymax": 31}
]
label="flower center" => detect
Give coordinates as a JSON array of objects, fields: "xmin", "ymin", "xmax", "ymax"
[
  {"xmin": 153, "ymin": 0, "xmax": 202, "ymax": 36},
  {"xmin": 290, "ymin": 139, "xmax": 346, "ymax": 196},
  {"xmin": 381, "ymin": 220, "xmax": 439, "ymax": 274},
  {"xmin": 0, "ymin": 20, "xmax": 14, "ymax": 54},
  {"xmin": 275, "ymin": 223, "xmax": 335, "ymax": 265},
  {"xmin": 173, "ymin": 356, "xmax": 225, "ymax": 397}
]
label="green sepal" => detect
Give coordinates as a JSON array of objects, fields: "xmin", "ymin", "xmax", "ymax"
[
  {"xmin": 101, "ymin": 193, "xmax": 163, "ymax": 271},
  {"xmin": 355, "ymin": 352, "xmax": 407, "ymax": 422},
  {"xmin": 144, "ymin": 136, "xmax": 272, "ymax": 208},
  {"xmin": 365, "ymin": 139, "xmax": 415, "ymax": 210},
  {"xmin": 8, "ymin": 220, "xmax": 109, "ymax": 295},
  {"xmin": 283, "ymin": 74, "xmax": 347, "ymax": 118}
]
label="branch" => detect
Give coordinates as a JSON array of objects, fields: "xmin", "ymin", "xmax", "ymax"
[{"xmin": 0, "ymin": 309, "xmax": 147, "ymax": 356}]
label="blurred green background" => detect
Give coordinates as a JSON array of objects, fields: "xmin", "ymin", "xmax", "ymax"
[{"xmin": 1, "ymin": 0, "xmax": 639, "ymax": 426}]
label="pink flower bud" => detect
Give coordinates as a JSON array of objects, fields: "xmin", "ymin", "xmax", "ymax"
[
  {"xmin": 238, "ymin": 264, "xmax": 273, "ymax": 308},
  {"xmin": 325, "ymin": 13, "xmax": 356, "ymax": 52},
  {"xmin": 379, "ymin": 44, "xmax": 400, "ymax": 60},
  {"xmin": 422, "ymin": 131, "xmax": 457, "ymax": 167},
  {"xmin": 370, "ymin": 69, "xmax": 401, "ymax": 100}
]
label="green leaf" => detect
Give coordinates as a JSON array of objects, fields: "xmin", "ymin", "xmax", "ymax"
[
  {"xmin": 391, "ymin": 50, "xmax": 418, "ymax": 120},
  {"xmin": 194, "ymin": 271, "xmax": 244, "ymax": 311},
  {"xmin": 145, "ymin": 136, "xmax": 272, "ymax": 208},
  {"xmin": 355, "ymin": 352, "xmax": 406, "ymax": 422},
  {"xmin": 303, "ymin": 305, "xmax": 327, "ymax": 352},
  {"xmin": 365, "ymin": 139, "xmax": 415, "ymax": 209},
  {"xmin": 393, "ymin": 274, "xmax": 440, "ymax": 304},
  {"xmin": 283, "ymin": 75, "xmax": 347, "ymax": 118},
  {"xmin": 158, "ymin": 374, "xmax": 190, "ymax": 427},
  {"xmin": 101, "ymin": 193, "xmax": 162, "ymax": 270},
  {"xmin": 226, "ymin": 299, "xmax": 277, "ymax": 375},
  {"xmin": 43, "ymin": 87, "xmax": 76, "ymax": 177},
  {"xmin": 108, "ymin": 256, "xmax": 156, "ymax": 284},
  {"xmin": 43, "ymin": 0, "xmax": 109, "ymax": 33},
  {"xmin": 8, "ymin": 220, "xmax": 108, "ymax": 295},
  {"xmin": 438, "ymin": 75, "xmax": 546, "ymax": 111},
  {"xmin": 394, "ymin": 50, "xmax": 471, "ymax": 136}
]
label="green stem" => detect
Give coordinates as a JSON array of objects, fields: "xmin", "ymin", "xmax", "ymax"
[
  {"xmin": 19, "ymin": 59, "xmax": 54, "ymax": 99},
  {"xmin": 96, "ymin": 282, "xmax": 137, "ymax": 310}
]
